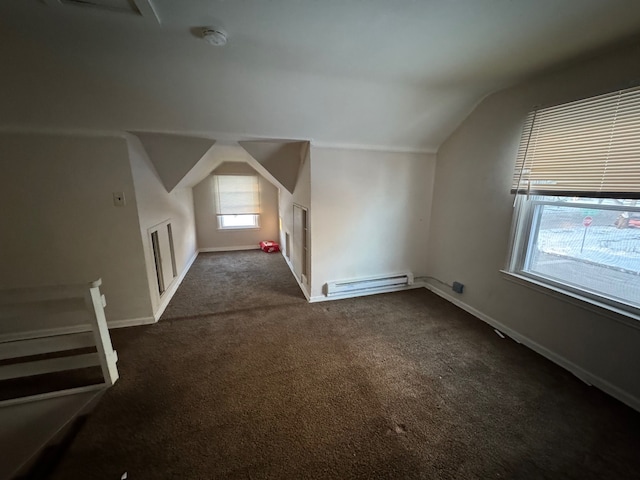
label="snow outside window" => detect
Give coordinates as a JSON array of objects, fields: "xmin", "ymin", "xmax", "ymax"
[{"xmin": 510, "ymin": 196, "xmax": 640, "ymax": 313}]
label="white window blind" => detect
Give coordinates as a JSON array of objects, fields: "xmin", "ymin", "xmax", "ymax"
[
  {"xmin": 511, "ymin": 85, "xmax": 640, "ymax": 199},
  {"xmin": 214, "ymin": 175, "xmax": 260, "ymax": 215}
]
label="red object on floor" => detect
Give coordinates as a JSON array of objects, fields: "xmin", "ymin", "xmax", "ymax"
[{"xmin": 260, "ymin": 240, "xmax": 280, "ymax": 253}]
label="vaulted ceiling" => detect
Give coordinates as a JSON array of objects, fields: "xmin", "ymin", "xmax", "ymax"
[{"xmin": 1, "ymin": 0, "xmax": 640, "ymax": 151}]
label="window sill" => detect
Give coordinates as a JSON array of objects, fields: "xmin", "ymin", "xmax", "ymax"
[
  {"xmin": 217, "ymin": 227, "xmax": 261, "ymax": 231},
  {"xmin": 500, "ymin": 270, "xmax": 640, "ymax": 331}
]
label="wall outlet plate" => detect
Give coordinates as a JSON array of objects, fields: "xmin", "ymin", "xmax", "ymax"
[{"xmin": 113, "ymin": 192, "xmax": 126, "ymax": 207}]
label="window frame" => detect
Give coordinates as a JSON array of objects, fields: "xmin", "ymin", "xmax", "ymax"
[
  {"xmin": 506, "ymin": 85, "xmax": 640, "ymax": 324},
  {"xmin": 507, "ymin": 195, "xmax": 640, "ymax": 323},
  {"xmin": 213, "ymin": 174, "xmax": 261, "ymax": 231},
  {"xmin": 216, "ymin": 214, "xmax": 261, "ymax": 230}
]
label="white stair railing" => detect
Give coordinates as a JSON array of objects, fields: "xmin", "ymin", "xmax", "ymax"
[{"xmin": 0, "ymin": 279, "xmax": 119, "ymax": 407}]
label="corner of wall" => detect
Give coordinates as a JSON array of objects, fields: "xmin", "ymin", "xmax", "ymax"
[{"xmin": 125, "ymin": 134, "xmax": 198, "ymax": 317}]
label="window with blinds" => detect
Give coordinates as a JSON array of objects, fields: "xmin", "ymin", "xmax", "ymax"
[
  {"xmin": 512, "ymin": 86, "xmax": 640, "ymax": 199},
  {"xmin": 214, "ymin": 175, "xmax": 261, "ymax": 229},
  {"xmin": 507, "ymin": 86, "xmax": 640, "ymax": 320}
]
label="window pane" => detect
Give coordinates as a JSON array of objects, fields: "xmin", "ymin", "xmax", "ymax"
[
  {"xmin": 220, "ymin": 214, "xmax": 258, "ymax": 228},
  {"xmin": 523, "ymin": 197, "xmax": 640, "ymax": 309}
]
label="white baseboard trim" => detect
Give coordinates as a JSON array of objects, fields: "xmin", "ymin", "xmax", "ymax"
[
  {"xmin": 0, "ymin": 325, "xmax": 89, "ymax": 344},
  {"xmin": 1, "ymin": 249, "xmax": 195, "ymax": 341},
  {"xmin": 0, "ymin": 251, "xmax": 201, "ymax": 342},
  {"xmin": 309, "ymin": 283, "xmax": 423, "ymax": 303},
  {"xmin": 107, "ymin": 317, "xmax": 156, "ymax": 329},
  {"xmin": 281, "ymin": 253, "xmax": 311, "ymax": 301},
  {"xmin": 199, "ymin": 245, "xmax": 260, "ymax": 253},
  {"xmin": 154, "ymin": 249, "xmax": 199, "ymax": 321},
  {"xmin": 0, "ymin": 315, "xmax": 159, "ymax": 343},
  {"xmin": 425, "ymin": 284, "xmax": 640, "ymax": 413}
]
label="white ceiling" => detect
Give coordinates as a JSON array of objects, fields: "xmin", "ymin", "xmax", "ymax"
[{"xmin": 1, "ymin": 0, "xmax": 640, "ymax": 151}]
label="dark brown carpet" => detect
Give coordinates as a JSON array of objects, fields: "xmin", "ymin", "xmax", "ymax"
[{"xmin": 50, "ymin": 251, "xmax": 640, "ymax": 479}]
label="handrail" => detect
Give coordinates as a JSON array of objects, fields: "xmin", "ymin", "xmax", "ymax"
[{"xmin": 0, "ymin": 279, "xmax": 119, "ymax": 406}]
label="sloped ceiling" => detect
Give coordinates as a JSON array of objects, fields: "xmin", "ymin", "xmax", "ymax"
[
  {"xmin": 2, "ymin": 1, "xmax": 640, "ymax": 151},
  {"xmin": 212, "ymin": 161, "xmax": 257, "ymax": 176},
  {"xmin": 239, "ymin": 141, "xmax": 306, "ymax": 194},
  {"xmin": 131, "ymin": 132, "xmax": 215, "ymax": 192},
  {"xmin": 189, "ymin": 144, "xmax": 291, "ymax": 194},
  {"xmin": 172, "ymin": 143, "xmax": 225, "ymax": 190}
]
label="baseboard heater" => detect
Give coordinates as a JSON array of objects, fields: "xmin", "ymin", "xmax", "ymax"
[{"xmin": 325, "ymin": 272, "xmax": 414, "ymax": 296}]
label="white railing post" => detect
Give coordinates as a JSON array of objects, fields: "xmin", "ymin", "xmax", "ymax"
[{"xmin": 84, "ymin": 279, "xmax": 119, "ymax": 386}]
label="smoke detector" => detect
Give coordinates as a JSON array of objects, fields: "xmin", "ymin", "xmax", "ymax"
[{"xmin": 202, "ymin": 27, "xmax": 227, "ymax": 46}]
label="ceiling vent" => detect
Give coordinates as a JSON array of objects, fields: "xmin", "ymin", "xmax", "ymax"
[{"xmin": 44, "ymin": 0, "xmax": 160, "ymax": 23}]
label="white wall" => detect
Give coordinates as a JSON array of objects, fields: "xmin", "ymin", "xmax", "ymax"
[
  {"xmin": 193, "ymin": 162, "xmax": 279, "ymax": 251},
  {"xmin": 310, "ymin": 147, "xmax": 436, "ymax": 299},
  {"xmin": 0, "ymin": 132, "xmax": 152, "ymax": 333},
  {"xmin": 428, "ymin": 42, "xmax": 640, "ymax": 409},
  {"xmin": 278, "ymin": 144, "xmax": 312, "ymax": 293},
  {"xmin": 126, "ymin": 135, "xmax": 198, "ymax": 318}
]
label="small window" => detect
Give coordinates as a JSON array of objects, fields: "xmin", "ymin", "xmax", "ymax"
[
  {"xmin": 214, "ymin": 175, "xmax": 260, "ymax": 230},
  {"xmin": 508, "ymin": 86, "xmax": 640, "ymax": 318},
  {"xmin": 218, "ymin": 214, "xmax": 260, "ymax": 229}
]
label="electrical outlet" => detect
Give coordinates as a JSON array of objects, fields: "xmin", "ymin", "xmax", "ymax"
[
  {"xmin": 452, "ymin": 281, "xmax": 464, "ymax": 294},
  {"xmin": 113, "ymin": 192, "xmax": 126, "ymax": 207}
]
